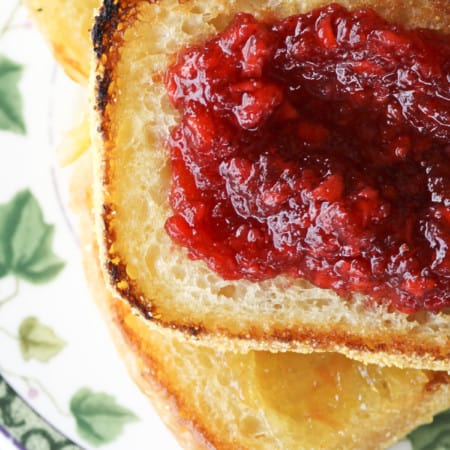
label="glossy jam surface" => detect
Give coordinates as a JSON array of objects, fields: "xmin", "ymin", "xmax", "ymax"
[{"xmin": 165, "ymin": 4, "xmax": 450, "ymax": 313}]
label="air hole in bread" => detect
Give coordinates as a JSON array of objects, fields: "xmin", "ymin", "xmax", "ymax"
[
  {"xmin": 189, "ymin": 5, "xmax": 207, "ymax": 15},
  {"xmin": 146, "ymin": 163, "xmax": 170, "ymax": 206},
  {"xmin": 308, "ymin": 297, "xmax": 333, "ymax": 310},
  {"xmin": 205, "ymin": 273, "xmax": 220, "ymax": 287},
  {"xmin": 181, "ymin": 15, "xmax": 203, "ymax": 35},
  {"xmin": 197, "ymin": 352, "xmax": 215, "ymax": 369},
  {"xmin": 171, "ymin": 265, "xmax": 187, "ymax": 281},
  {"xmin": 218, "ymin": 285, "xmax": 237, "ymax": 299},
  {"xmin": 208, "ymin": 13, "xmax": 232, "ymax": 30},
  {"xmin": 406, "ymin": 311, "xmax": 429, "ymax": 325},
  {"xmin": 160, "ymin": 94, "xmax": 177, "ymax": 118},
  {"xmin": 145, "ymin": 245, "xmax": 160, "ymax": 273},
  {"xmin": 239, "ymin": 414, "xmax": 266, "ymax": 437},
  {"xmin": 131, "ymin": 193, "xmax": 149, "ymax": 222}
]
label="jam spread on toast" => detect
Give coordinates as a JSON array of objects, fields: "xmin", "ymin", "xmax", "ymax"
[{"xmin": 165, "ymin": 4, "xmax": 450, "ymax": 313}]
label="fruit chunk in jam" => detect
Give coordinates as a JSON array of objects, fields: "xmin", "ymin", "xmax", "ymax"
[{"xmin": 164, "ymin": 4, "xmax": 450, "ymax": 313}]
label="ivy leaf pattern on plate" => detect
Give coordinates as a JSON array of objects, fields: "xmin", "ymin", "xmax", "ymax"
[
  {"xmin": 70, "ymin": 388, "xmax": 138, "ymax": 446},
  {"xmin": 0, "ymin": 54, "xmax": 25, "ymax": 135},
  {"xmin": 408, "ymin": 409, "xmax": 450, "ymax": 450},
  {"xmin": 0, "ymin": 189, "xmax": 65, "ymax": 283},
  {"xmin": 18, "ymin": 316, "xmax": 66, "ymax": 362}
]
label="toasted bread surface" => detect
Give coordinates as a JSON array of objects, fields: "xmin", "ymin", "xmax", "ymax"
[
  {"xmin": 92, "ymin": 0, "xmax": 450, "ymax": 370},
  {"xmin": 72, "ymin": 149, "xmax": 450, "ymax": 450},
  {"xmin": 25, "ymin": 0, "xmax": 99, "ymax": 83}
]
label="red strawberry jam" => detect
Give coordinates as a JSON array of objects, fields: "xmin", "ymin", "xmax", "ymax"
[{"xmin": 164, "ymin": 4, "xmax": 450, "ymax": 313}]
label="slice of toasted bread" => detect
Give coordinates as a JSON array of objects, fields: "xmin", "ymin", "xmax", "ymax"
[
  {"xmin": 72, "ymin": 148, "xmax": 450, "ymax": 450},
  {"xmin": 25, "ymin": 0, "xmax": 99, "ymax": 83},
  {"xmin": 91, "ymin": 0, "xmax": 450, "ymax": 370}
]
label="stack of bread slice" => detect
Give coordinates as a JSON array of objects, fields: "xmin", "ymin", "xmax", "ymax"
[{"xmin": 27, "ymin": 0, "xmax": 450, "ymax": 447}]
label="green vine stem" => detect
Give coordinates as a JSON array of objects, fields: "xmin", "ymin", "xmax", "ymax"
[
  {"xmin": 0, "ymin": 365, "xmax": 70, "ymax": 417},
  {"xmin": 0, "ymin": 325, "xmax": 18, "ymax": 340},
  {"xmin": 0, "ymin": 277, "xmax": 20, "ymax": 308},
  {"xmin": 0, "ymin": 1, "xmax": 22, "ymax": 39}
]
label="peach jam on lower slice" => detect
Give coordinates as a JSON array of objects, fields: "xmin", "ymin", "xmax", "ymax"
[{"xmin": 164, "ymin": 4, "xmax": 450, "ymax": 313}]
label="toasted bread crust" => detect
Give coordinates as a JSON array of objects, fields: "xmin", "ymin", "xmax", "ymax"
[{"xmin": 92, "ymin": 0, "xmax": 450, "ymax": 370}]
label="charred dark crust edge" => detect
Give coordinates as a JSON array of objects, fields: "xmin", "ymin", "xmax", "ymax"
[
  {"xmin": 92, "ymin": 0, "xmax": 136, "ymax": 117},
  {"xmin": 95, "ymin": 0, "xmax": 450, "ymax": 370},
  {"xmin": 92, "ymin": 0, "xmax": 121, "ymax": 60},
  {"xmin": 94, "ymin": 0, "xmax": 161, "ymax": 320}
]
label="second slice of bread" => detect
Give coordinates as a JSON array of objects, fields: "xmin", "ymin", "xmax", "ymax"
[
  {"xmin": 25, "ymin": 0, "xmax": 100, "ymax": 83},
  {"xmin": 92, "ymin": 0, "xmax": 450, "ymax": 370}
]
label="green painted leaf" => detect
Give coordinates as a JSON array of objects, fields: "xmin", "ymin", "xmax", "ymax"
[
  {"xmin": 0, "ymin": 192, "xmax": 23, "ymax": 278},
  {"xmin": 70, "ymin": 388, "xmax": 138, "ymax": 446},
  {"xmin": 19, "ymin": 317, "xmax": 66, "ymax": 362},
  {"xmin": 0, "ymin": 189, "xmax": 65, "ymax": 283},
  {"xmin": 0, "ymin": 54, "xmax": 25, "ymax": 134},
  {"xmin": 408, "ymin": 409, "xmax": 450, "ymax": 450}
]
